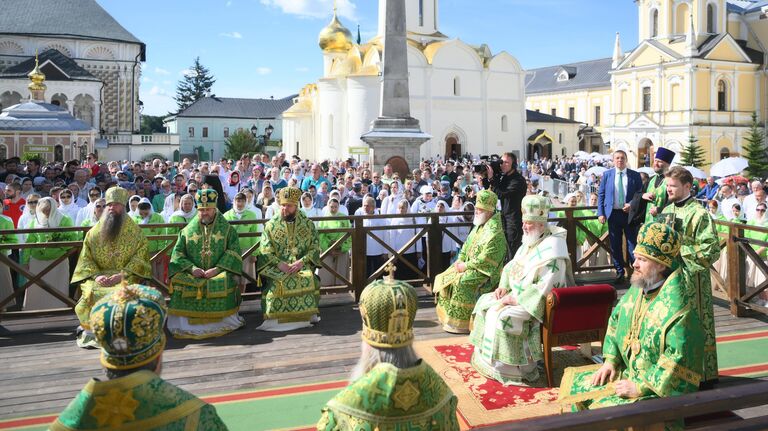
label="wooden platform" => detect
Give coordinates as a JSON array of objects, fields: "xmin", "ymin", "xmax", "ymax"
[{"xmin": 0, "ymin": 285, "xmax": 766, "ymax": 422}]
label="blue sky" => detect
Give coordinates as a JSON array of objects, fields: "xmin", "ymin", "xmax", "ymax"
[{"xmin": 98, "ymin": 0, "xmax": 639, "ymax": 116}]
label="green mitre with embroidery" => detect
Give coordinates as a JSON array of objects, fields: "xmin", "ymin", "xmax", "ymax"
[
  {"xmin": 49, "ymin": 370, "xmax": 227, "ymax": 431},
  {"xmin": 359, "ymin": 269, "xmax": 418, "ymax": 349},
  {"xmin": 475, "ymin": 189, "xmax": 498, "ymax": 212},
  {"xmin": 195, "ymin": 189, "xmax": 218, "ymax": 209},
  {"xmin": 634, "ymin": 222, "xmax": 681, "ymax": 268},
  {"xmin": 317, "ymin": 362, "xmax": 459, "ymax": 431},
  {"xmin": 90, "ymin": 284, "xmax": 166, "ymax": 370}
]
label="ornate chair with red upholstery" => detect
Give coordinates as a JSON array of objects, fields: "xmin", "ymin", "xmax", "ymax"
[{"xmin": 541, "ymin": 284, "xmax": 617, "ymax": 387}]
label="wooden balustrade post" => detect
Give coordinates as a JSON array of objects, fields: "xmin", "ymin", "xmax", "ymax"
[
  {"xmin": 427, "ymin": 213, "xmax": 443, "ymax": 288},
  {"xmin": 565, "ymin": 208, "xmax": 578, "ymax": 271},
  {"xmin": 351, "ymin": 215, "xmax": 367, "ymax": 302},
  {"xmin": 727, "ymin": 223, "xmax": 748, "ymax": 317}
]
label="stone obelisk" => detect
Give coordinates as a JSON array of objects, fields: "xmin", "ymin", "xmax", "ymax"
[{"xmin": 361, "ymin": 0, "xmax": 430, "ymax": 174}]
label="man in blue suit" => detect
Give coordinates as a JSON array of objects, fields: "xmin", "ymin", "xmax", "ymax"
[{"xmin": 597, "ymin": 150, "xmax": 643, "ymax": 282}]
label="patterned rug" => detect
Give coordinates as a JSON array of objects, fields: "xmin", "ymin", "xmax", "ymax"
[{"xmin": 413, "ymin": 337, "xmax": 591, "ymax": 429}]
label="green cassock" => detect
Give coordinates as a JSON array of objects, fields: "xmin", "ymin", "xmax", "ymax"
[
  {"xmin": 257, "ymin": 210, "xmax": 321, "ymax": 323},
  {"xmin": 168, "ymin": 211, "xmax": 243, "ymax": 320},
  {"xmin": 317, "ymin": 362, "xmax": 459, "ymax": 431},
  {"xmin": 49, "ymin": 370, "xmax": 227, "ymax": 431},
  {"xmin": 660, "ymin": 197, "xmax": 721, "ymax": 382},
  {"xmin": 432, "ymin": 212, "xmax": 507, "ymax": 332},
  {"xmin": 71, "ymin": 217, "xmax": 151, "ymax": 328},
  {"xmin": 559, "ymin": 269, "xmax": 704, "ymax": 431},
  {"xmin": 645, "ymin": 174, "xmax": 668, "ymax": 224},
  {"xmin": 132, "ymin": 213, "xmax": 169, "ymax": 256}
]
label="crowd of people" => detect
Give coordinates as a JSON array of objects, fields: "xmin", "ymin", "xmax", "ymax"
[{"xmin": 0, "ymin": 148, "xmax": 767, "ymax": 429}]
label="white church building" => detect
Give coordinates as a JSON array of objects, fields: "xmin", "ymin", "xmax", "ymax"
[{"xmin": 282, "ymin": 0, "xmax": 527, "ymax": 162}]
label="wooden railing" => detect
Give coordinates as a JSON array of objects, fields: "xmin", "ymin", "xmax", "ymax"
[{"xmin": 1, "ymin": 207, "xmax": 766, "ymax": 319}]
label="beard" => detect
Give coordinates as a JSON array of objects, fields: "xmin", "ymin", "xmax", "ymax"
[
  {"xmin": 522, "ymin": 226, "xmax": 545, "ymax": 246},
  {"xmin": 631, "ymin": 265, "xmax": 663, "ymax": 290},
  {"xmin": 200, "ymin": 213, "xmax": 215, "ymax": 225},
  {"xmin": 472, "ymin": 212, "xmax": 489, "ymax": 226},
  {"xmin": 100, "ymin": 211, "xmax": 124, "ymax": 243}
]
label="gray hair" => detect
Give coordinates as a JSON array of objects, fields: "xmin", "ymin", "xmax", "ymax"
[{"xmin": 350, "ymin": 341, "xmax": 420, "ymax": 381}]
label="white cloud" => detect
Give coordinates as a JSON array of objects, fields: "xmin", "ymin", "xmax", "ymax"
[
  {"xmin": 256, "ymin": 67, "xmax": 272, "ymax": 75},
  {"xmin": 141, "ymin": 76, "xmax": 153, "ymax": 83},
  {"xmin": 260, "ymin": 0, "xmax": 357, "ymax": 20},
  {"xmin": 154, "ymin": 67, "xmax": 170, "ymax": 75},
  {"xmin": 220, "ymin": 31, "xmax": 243, "ymax": 39},
  {"xmin": 295, "ymin": 67, "xmax": 310, "ymax": 72},
  {"xmin": 149, "ymin": 86, "xmax": 170, "ymax": 96}
]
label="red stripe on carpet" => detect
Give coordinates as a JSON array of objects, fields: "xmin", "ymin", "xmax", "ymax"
[
  {"xmin": 0, "ymin": 416, "xmax": 56, "ymax": 429},
  {"xmin": 201, "ymin": 380, "xmax": 347, "ymax": 404},
  {"xmin": 716, "ymin": 330, "xmax": 768, "ymax": 343},
  {"xmin": 719, "ymin": 363, "xmax": 768, "ymax": 377}
]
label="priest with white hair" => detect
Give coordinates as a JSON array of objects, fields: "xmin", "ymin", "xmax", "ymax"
[{"xmin": 470, "ymin": 194, "xmax": 575, "ymax": 385}]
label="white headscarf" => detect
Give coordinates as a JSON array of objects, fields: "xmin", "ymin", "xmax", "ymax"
[
  {"xmin": 171, "ymin": 194, "xmax": 197, "ymax": 221},
  {"xmin": 35, "ymin": 197, "xmax": 65, "ymax": 228},
  {"xmin": 84, "ymin": 199, "xmax": 105, "ymax": 224},
  {"xmin": 137, "ymin": 197, "xmax": 154, "ymax": 224},
  {"xmin": 56, "ymin": 189, "xmax": 81, "ymax": 222},
  {"xmin": 161, "ymin": 193, "xmax": 178, "ymax": 222},
  {"xmin": 127, "ymin": 195, "xmax": 142, "ymax": 218}
]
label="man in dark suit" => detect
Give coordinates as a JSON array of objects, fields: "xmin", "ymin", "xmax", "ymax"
[{"xmin": 597, "ymin": 150, "xmax": 643, "ymax": 282}]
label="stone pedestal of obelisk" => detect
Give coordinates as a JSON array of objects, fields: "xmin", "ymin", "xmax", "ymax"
[{"xmin": 361, "ymin": 0, "xmax": 430, "ymax": 174}]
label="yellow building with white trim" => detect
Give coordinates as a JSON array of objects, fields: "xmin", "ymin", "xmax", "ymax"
[{"xmin": 527, "ymin": 0, "xmax": 768, "ymax": 169}]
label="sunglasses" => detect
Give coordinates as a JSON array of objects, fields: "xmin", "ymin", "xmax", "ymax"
[
  {"xmin": 758, "ymin": 208, "xmax": 767, "ymax": 213},
  {"xmin": 28, "ymin": 200, "xmax": 38, "ymax": 205}
]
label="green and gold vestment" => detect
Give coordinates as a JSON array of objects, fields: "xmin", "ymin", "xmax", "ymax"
[
  {"xmin": 257, "ymin": 210, "xmax": 321, "ymax": 323},
  {"xmin": 644, "ymin": 173, "xmax": 668, "ymax": 224},
  {"xmin": 168, "ymin": 212, "xmax": 243, "ymax": 322},
  {"xmin": 433, "ymin": 212, "xmax": 507, "ymax": 332},
  {"xmin": 660, "ymin": 197, "xmax": 721, "ymax": 382},
  {"xmin": 317, "ymin": 362, "xmax": 459, "ymax": 431},
  {"xmin": 71, "ymin": 217, "xmax": 151, "ymax": 329},
  {"xmin": 559, "ymin": 269, "xmax": 704, "ymax": 430},
  {"xmin": 49, "ymin": 370, "xmax": 227, "ymax": 431}
]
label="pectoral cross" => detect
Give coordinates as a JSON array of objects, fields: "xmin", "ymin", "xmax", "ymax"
[{"xmin": 385, "ymin": 262, "xmax": 397, "ymax": 283}]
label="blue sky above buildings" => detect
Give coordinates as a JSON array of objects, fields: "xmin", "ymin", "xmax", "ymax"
[{"xmin": 99, "ymin": 0, "xmax": 638, "ymax": 116}]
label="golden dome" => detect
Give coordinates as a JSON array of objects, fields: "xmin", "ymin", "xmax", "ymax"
[
  {"xmin": 27, "ymin": 51, "xmax": 46, "ymax": 92},
  {"xmin": 318, "ymin": 8, "xmax": 353, "ymax": 53}
]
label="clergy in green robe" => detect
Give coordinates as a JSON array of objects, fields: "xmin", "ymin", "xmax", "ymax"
[
  {"xmin": 168, "ymin": 189, "xmax": 244, "ymax": 339},
  {"xmin": 50, "ymin": 284, "xmax": 227, "ymax": 431},
  {"xmin": 642, "ymin": 147, "xmax": 675, "ymax": 224},
  {"xmin": 559, "ymin": 222, "xmax": 704, "ymax": 431},
  {"xmin": 223, "ymin": 192, "xmax": 262, "ymax": 286},
  {"xmin": 317, "ymin": 198, "xmax": 351, "ymax": 287},
  {"xmin": 660, "ymin": 166, "xmax": 721, "ymax": 385},
  {"xmin": 256, "ymin": 187, "xmax": 322, "ymax": 331},
  {"xmin": 433, "ymin": 190, "xmax": 507, "ymax": 334},
  {"xmin": 72, "ymin": 187, "xmax": 151, "ymax": 349},
  {"xmin": 318, "ymin": 269, "xmax": 458, "ymax": 430},
  {"xmin": 469, "ymin": 195, "xmax": 575, "ymax": 385}
]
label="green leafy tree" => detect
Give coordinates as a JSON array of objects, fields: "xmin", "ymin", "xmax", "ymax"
[
  {"xmin": 679, "ymin": 134, "xmax": 708, "ymax": 168},
  {"xmin": 174, "ymin": 57, "xmax": 215, "ymax": 113},
  {"xmin": 743, "ymin": 112, "xmax": 768, "ymax": 179},
  {"xmin": 140, "ymin": 115, "xmax": 166, "ymax": 134},
  {"xmin": 224, "ymin": 130, "xmax": 260, "ymax": 160}
]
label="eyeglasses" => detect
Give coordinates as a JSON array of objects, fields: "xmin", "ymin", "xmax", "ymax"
[
  {"xmin": 27, "ymin": 201, "xmax": 38, "ymax": 205},
  {"xmin": 95, "ymin": 205, "xmax": 104, "ymax": 209},
  {"xmin": 758, "ymin": 208, "xmax": 767, "ymax": 213},
  {"xmin": 90, "ymin": 193, "xmax": 100, "ymax": 197}
]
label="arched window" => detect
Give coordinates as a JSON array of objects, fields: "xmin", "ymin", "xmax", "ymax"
[
  {"xmin": 720, "ymin": 148, "xmax": 730, "ymax": 160},
  {"xmin": 707, "ymin": 4, "xmax": 716, "ymax": 33},
  {"xmin": 501, "ymin": 115, "xmax": 508, "ymax": 132},
  {"xmin": 651, "ymin": 9, "xmax": 659, "ymax": 38},
  {"xmin": 453, "ymin": 76, "xmax": 460, "ymax": 96},
  {"xmin": 642, "ymin": 86, "xmax": 652, "ymax": 112},
  {"xmin": 418, "ymin": 0, "xmax": 424, "ymax": 26},
  {"xmin": 54, "ymin": 145, "xmax": 64, "ymax": 162},
  {"xmin": 717, "ymin": 80, "xmax": 727, "ymax": 111}
]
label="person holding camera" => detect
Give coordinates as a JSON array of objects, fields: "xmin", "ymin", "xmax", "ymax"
[{"xmin": 484, "ymin": 152, "xmax": 527, "ymax": 260}]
